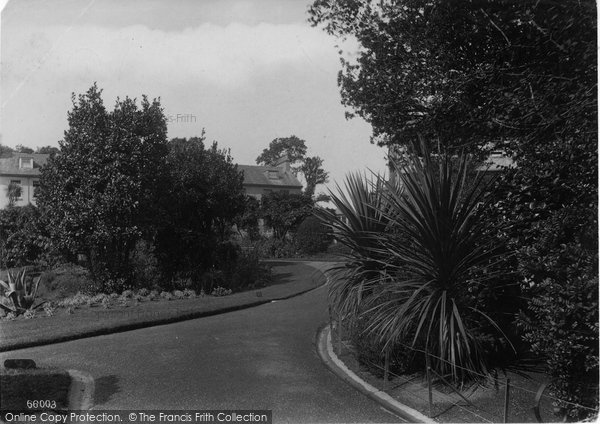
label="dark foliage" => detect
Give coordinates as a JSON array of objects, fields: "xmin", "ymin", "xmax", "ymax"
[
  {"xmin": 0, "ymin": 206, "xmax": 53, "ymax": 268},
  {"xmin": 515, "ymin": 206, "xmax": 598, "ymax": 418},
  {"xmin": 260, "ymin": 191, "xmax": 313, "ymax": 240},
  {"xmin": 235, "ymin": 196, "xmax": 261, "ymax": 241},
  {"xmin": 255, "ymin": 135, "xmax": 307, "ymax": 169},
  {"xmin": 37, "ymin": 83, "xmax": 170, "ymax": 287},
  {"xmin": 154, "ymin": 136, "xmax": 246, "ymax": 282},
  {"xmin": 311, "ymin": 0, "xmax": 597, "ymax": 413},
  {"xmin": 295, "ymin": 215, "xmax": 332, "ymax": 255}
]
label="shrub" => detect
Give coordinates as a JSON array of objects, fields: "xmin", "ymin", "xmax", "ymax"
[
  {"xmin": 0, "ymin": 205, "xmax": 54, "ymax": 268},
  {"xmin": 516, "ymin": 208, "xmax": 598, "ymax": 419},
  {"xmin": 212, "ymin": 241, "xmax": 240, "ymax": 269},
  {"xmin": 226, "ymin": 252, "xmax": 272, "ymax": 291},
  {"xmin": 39, "ymin": 264, "xmax": 92, "ymax": 299},
  {"xmin": 129, "ymin": 240, "xmax": 161, "ymax": 290},
  {"xmin": 295, "ymin": 215, "xmax": 332, "ymax": 255},
  {"xmin": 196, "ymin": 269, "xmax": 224, "ymax": 292},
  {"xmin": 256, "ymin": 238, "xmax": 297, "ymax": 259}
]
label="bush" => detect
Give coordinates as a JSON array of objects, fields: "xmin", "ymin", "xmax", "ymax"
[
  {"xmin": 0, "ymin": 205, "xmax": 53, "ymax": 268},
  {"xmin": 36, "ymin": 264, "xmax": 93, "ymax": 299},
  {"xmin": 129, "ymin": 240, "xmax": 162, "ymax": 290},
  {"xmin": 256, "ymin": 238, "xmax": 297, "ymax": 258},
  {"xmin": 187, "ymin": 250, "xmax": 273, "ymax": 294},
  {"xmin": 295, "ymin": 215, "xmax": 332, "ymax": 255},
  {"xmin": 516, "ymin": 208, "xmax": 598, "ymax": 419},
  {"xmin": 197, "ymin": 268, "xmax": 227, "ymax": 293},
  {"xmin": 226, "ymin": 252, "xmax": 272, "ymax": 291}
]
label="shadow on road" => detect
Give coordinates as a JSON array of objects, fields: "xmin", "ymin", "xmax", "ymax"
[{"xmin": 93, "ymin": 375, "xmax": 120, "ymax": 406}]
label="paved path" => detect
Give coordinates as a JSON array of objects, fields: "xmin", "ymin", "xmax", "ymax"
[{"xmin": 1, "ymin": 262, "xmax": 402, "ymax": 423}]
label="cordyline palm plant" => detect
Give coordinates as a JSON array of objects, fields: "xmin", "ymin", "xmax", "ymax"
[
  {"xmin": 322, "ymin": 142, "xmax": 514, "ymax": 384},
  {"xmin": 0, "ymin": 267, "xmax": 43, "ymax": 315},
  {"xmin": 316, "ymin": 172, "xmax": 401, "ymax": 321}
]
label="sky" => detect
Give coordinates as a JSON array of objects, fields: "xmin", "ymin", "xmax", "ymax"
[{"xmin": 0, "ymin": 0, "xmax": 388, "ymax": 193}]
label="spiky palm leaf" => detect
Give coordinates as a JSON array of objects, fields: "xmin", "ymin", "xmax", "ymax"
[
  {"xmin": 362, "ymin": 143, "xmax": 513, "ymax": 383},
  {"xmin": 0, "ymin": 268, "xmax": 42, "ymax": 313},
  {"xmin": 316, "ymin": 172, "xmax": 399, "ymax": 321}
]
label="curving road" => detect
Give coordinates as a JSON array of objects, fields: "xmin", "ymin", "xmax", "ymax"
[{"xmin": 0, "ymin": 262, "xmax": 401, "ymax": 423}]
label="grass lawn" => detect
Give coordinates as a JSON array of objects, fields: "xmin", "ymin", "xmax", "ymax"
[
  {"xmin": 0, "ymin": 368, "xmax": 71, "ymax": 411},
  {"xmin": 336, "ymin": 341, "xmax": 556, "ymax": 423},
  {"xmin": 0, "ymin": 261, "xmax": 326, "ymax": 352}
]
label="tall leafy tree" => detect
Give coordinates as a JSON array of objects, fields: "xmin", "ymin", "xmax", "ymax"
[
  {"xmin": 255, "ymin": 135, "xmax": 307, "ymax": 170},
  {"xmin": 256, "ymin": 135, "xmax": 329, "ymax": 197},
  {"xmin": 36, "ymin": 146, "xmax": 60, "ymax": 155},
  {"xmin": 309, "ymin": 0, "xmax": 596, "ymax": 154},
  {"xmin": 37, "ymin": 84, "xmax": 169, "ymax": 288},
  {"xmin": 260, "ymin": 191, "xmax": 313, "ymax": 240},
  {"xmin": 0, "ymin": 143, "xmax": 13, "ymax": 158},
  {"xmin": 15, "ymin": 145, "xmax": 34, "ymax": 154},
  {"xmin": 155, "ymin": 136, "xmax": 246, "ymax": 280},
  {"xmin": 301, "ymin": 156, "xmax": 329, "ymax": 198}
]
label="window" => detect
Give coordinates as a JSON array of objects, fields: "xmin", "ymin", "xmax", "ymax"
[
  {"xmin": 19, "ymin": 157, "xmax": 33, "ymax": 169},
  {"xmin": 267, "ymin": 170, "xmax": 279, "ymax": 179},
  {"xmin": 9, "ymin": 180, "xmax": 22, "ymax": 201},
  {"xmin": 33, "ymin": 180, "xmax": 40, "ymax": 198}
]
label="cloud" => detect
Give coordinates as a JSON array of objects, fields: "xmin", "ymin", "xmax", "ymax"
[{"xmin": 3, "ymin": 22, "xmax": 343, "ymax": 95}]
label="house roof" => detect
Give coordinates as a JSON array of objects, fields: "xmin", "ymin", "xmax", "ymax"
[
  {"xmin": 238, "ymin": 164, "xmax": 302, "ymax": 188},
  {"xmin": 0, "ymin": 153, "xmax": 49, "ymax": 176}
]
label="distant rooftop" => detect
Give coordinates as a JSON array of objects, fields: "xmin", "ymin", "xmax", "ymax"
[{"xmin": 0, "ymin": 153, "xmax": 49, "ymax": 176}]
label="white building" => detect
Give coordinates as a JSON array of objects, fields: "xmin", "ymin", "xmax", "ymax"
[{"xmin": 0, "ymin": 153, "xmax": 49, "ymax": 208}]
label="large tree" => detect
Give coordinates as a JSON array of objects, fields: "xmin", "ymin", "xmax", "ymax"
[
  {"xmin": 37, "ymin": 84, "xmax": 169, "ymax": 288},
  {"xmin": 154, "ymin": 136, "xmax": 246, "ymax": 280},
  {"xmin": 256, "ymin": 135, "xmax": 307, "ymax": 170},
  {"xmin": 36, "ymin": 146, "xmax": 60, "ymax": 155},
  {"xmin": 300, "ymin": 156, "xmax": 329, "ymax": 198},
  {"xmin": 309, "ymin": 0, "xmax": 596, "ymax": 155},
  {"xmin": 256, "ymin": 135, "xmax": 329, "ymax": 197}
]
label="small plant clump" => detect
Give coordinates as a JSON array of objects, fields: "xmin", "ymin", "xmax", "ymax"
[
  {"xmin": 211, "ymin": 286, "xmax": 232, "ymax": 297},
  {"xmin": 173, "ymin": 290, "xmax": 185, "ymax": 299},
  {"xmin": 43, "ymin": 303, "xmax": 55, "ymax": 317},
  {"xmin": 137, "ymin": 288, "xmax": 149, "ymax": 297},
  {"xmin": 183, "ymin": 288, "xmax": 196, "ymax": 298},
  {"xmin": 23, "ymin": 309, "xmax": 36, "ymax": 319},
  {"xmin": 160, "ymin": 291, "xmax": 173, "ymax": 301}
]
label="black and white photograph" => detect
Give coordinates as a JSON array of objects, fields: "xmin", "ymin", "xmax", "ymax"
[{"xmin": 0, "ymin": 1, "xmax": 597, "ymax": 423}]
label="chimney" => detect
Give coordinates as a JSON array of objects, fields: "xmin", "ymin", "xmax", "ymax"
[{"xmin": 273, "ymin": 153, "xmax": 291, "ymax": 173}]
